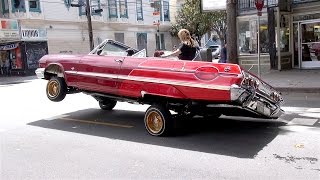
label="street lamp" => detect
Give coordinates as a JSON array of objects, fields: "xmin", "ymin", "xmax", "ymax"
[{"xmin": 71, "ymin": 0, "xmax": 103, "ymax": 51}]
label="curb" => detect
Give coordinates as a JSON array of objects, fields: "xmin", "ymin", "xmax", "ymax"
[{"xmin": 275, "ymin": 87, "xmax": 320, "ymax": 93}]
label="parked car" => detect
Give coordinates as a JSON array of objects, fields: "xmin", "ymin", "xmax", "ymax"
[
  {"xmin": 35, "ymin": 39, "xmax": 284, "ymax": 136},
  {"xmin": 207, "ymin": 45, "xmax": 221, "ymax": 59}
]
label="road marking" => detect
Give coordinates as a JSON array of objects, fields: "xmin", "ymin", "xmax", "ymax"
[
  {"xmin": 59, "ymin": 117, "xmax": 134, "ymax": 128},
  {"xmin": 288, "ymin": 118, "xmax": 318, "ymax": 126}
]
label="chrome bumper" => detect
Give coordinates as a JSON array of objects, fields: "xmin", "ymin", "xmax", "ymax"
[
  {"xmin": 35, "ymin": 68, "xmax": 45, "ymax": 79},
  {"xmin": 230, "ymin": 85, "xmax": 284, "ymax": 119}
]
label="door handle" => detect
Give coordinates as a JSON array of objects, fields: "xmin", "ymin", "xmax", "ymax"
[{"xmin": 115, "ymin": 59, "xmax": 123, "ymax": 63}]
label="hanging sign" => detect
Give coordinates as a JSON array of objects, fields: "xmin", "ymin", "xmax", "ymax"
[
  {"xmin": 0, "ymin": 19, "xmax": 20, "ymax": 40},
  {"xmin": 0, "ymin": 43, "xmax": 18, "ymax": 51},
  {"xmin": 201, "ymin": 0, "xmax": 226, "ymax": 12}
]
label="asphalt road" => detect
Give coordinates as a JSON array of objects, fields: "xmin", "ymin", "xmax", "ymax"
[{"xmin": 0, "ymin": 79, "xmax": 319, "ymax": 179}]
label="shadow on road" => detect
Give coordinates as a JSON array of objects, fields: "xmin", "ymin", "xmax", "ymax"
[{"xmin": 28, "ymin": 108, "xmax": 283, "ymax": 159}]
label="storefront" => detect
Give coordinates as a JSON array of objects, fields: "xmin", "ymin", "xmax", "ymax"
[
  {"xmin": 0, "ymin": 19, "xmax": 21, "ymax": 76},
  {"xmin": 293, "ymin": 13, "xmax": 320, "ymax": 69},
  {"xmin": 20, "ymin": 28, "xmax": 48, "ymax": 73},
  {"xmin": 0, "ymin": 20, "xmax": 48, "ymax": 75}
]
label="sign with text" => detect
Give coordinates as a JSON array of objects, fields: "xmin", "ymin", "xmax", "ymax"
[
  {"xmin": 201, "ymin": 0, "xmax": 226, "ymax": 12},
  {"xmin": 0, "ymin": 19, "xmax": 20, "ymax": 40},
  {"xmin": 21, "ymin": 28, "xmax": 47, "ymax": 41}
]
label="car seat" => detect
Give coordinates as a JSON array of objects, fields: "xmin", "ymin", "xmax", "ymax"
[{"xmin": 193, "ymin": 48, "xmax": 212, "ymax": 62}]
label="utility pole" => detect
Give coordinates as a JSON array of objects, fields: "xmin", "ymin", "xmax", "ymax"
[
  {"xmin": 86, "ymin": 0, "xmax": 94, "ymax": 51},
  {"xmin": 226, "ymin": 0, "xmax": 238, "ymax": 64},
  {"xmin": 72, "ymin": 0, "xmax": 100, "ymax": 51}
]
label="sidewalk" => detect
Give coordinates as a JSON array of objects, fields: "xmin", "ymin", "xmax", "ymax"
[
  {"xmin": 260, "ymin": 69, "xmax": 320, "ymax": 93},
  {"xmin": 0, "ymin": 69, "xmax": 319, "ymax": 93}
]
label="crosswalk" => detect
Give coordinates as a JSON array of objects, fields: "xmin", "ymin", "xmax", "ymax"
[{"xmin": 282, "ymin": 106, "xmax": 320, "ymax": 127}]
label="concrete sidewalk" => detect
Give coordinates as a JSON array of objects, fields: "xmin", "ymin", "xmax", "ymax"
[
  {"xmin": 0, "ymin": 69, "xmax": 319, "ymax": 93},
  {"xmin": 259, "ymin": 69, "xmax": 320, "ymax": 93}
]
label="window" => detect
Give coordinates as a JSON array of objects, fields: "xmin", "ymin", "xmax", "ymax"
[
  {"xmin": 28, "ymin": 0, "xmax": 41, "ymax": 12},
  {"xmin": 79, "ymin": 0, "xmax": 101, "ymax": 16},
  {"xmin": 108, "ymin": 0, "xmax": 117, "ymax": 18},
  {"xmin": 115, "ymin": 33, "xmax": 124, "ymax": 44},
  {"xmin": 238, "ymin": 17, "xmax": 269, "ymax": 55},
  {"xmin": 119, "ymin": 0, "xmax": 128, "ymax": 18},
  {"xmin": 78, "ymin": 0, "xmax": 86, "ymax": 15},
  {"xmin": 1, "ymin": 0, "xmax": 9, "ymax": 14},
  {"xmin": 156, "ymin": 34, "xmax": 165, "ymax": 50},
  {"xmin": 12, "ymin": 0, "xmax": 26, "ymax": 12},
  {"xmin": 99, "ymin": 43, "xmax": 127, "ymax": 56},
  {"xmin": 136, "ymin": 0, "xmax": 143, "ymax": 21},
  {"xmin": 163, "ymin": 1, "xmax": 170, "ymax": 21},
  {"xmin": 154, "ymin": 0, "xmax": 162, "ymax": 21},
  {"xmin": 91, "ymin": 0, "xmax": 101, "ymax": 15}
]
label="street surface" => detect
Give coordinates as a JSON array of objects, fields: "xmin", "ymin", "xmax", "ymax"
[{"xmin": 0, "ymin": 79, "xmax": 319, "ymax": 179}]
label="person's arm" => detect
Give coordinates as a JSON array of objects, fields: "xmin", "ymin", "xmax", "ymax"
[{"xmin": 161, "ymin": 49, "xmax": 181, "ymax": 58}]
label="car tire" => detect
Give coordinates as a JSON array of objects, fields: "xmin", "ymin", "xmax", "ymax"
[
  {"xmin": 46, "ymin": 76, "xmax": 67, "ymax": 102},
  {"xmin": 144, "ymin": 105, "xmax": 173, "ymax": 136},
  {"xmin": 99, "ymin": 99, "xmax": 117, "ymax": 110}
]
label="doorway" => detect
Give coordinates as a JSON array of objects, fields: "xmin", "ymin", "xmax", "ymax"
[{"xmin": 299, "ymin": 21, "xmax": 320, "ymax": 68}]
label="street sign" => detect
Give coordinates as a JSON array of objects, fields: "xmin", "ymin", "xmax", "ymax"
[{"xmin": 255, "ymin": 0, "xmax": 264, "ymax": 16}]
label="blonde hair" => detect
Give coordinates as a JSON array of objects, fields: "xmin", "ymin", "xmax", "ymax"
[{"xmin": 178, "ymin": 29, "xmax": 196, "ymax": 47}]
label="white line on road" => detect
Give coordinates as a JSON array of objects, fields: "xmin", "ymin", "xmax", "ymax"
[
  {"xmin": 288, "ymin": 118, "xmax": 319, "ymax": 126},
  {"xmin": 59, "ymin": 117, "xmax": 134, "ymax": 128}
]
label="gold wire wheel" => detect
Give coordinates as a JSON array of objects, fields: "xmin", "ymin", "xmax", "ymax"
[
  {"xmin": 146, "ymin": 111, "xmax": 164, "ymax": 134},
  {"xmin": 47, "ymin": 80, "xmax": 60, "ymax": 98}
]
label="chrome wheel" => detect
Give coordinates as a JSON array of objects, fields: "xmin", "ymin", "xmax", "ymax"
[
  {"xmin": 47, "ymin": 80, "xmax": 59, "ymax": 98},
  {"xmin": 46, "ymin": 77, "xmax": 67, "ymax": 102},
  {"xmin": 146, "ymin": 111, "xmax": 164, "ymax": 134},
  {"xmin": 144, "ymin": 105, "xmax": 173, "ymax": 136}
]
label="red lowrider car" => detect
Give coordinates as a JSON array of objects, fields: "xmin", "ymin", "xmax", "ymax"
[{"xmin": 35, "ymin": 39, "xmax": 284, "ymax": 136}]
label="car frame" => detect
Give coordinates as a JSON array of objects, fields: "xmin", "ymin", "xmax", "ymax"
[{"xmin": 35, "ymin": 39, "xmax": 284, "ymax": 136}]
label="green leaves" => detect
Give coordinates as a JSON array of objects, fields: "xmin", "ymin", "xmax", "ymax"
[{"xmin": 170, "ymin": 0, "xmax": 227, "ymax": 45}]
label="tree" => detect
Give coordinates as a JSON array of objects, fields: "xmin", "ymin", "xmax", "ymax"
[
  {"xmin": 170, "ymin": 0, "xmax": 227, "ymax": 48},
  {"xmin": 209, "ymin": 10, "xmax": 227, "ymax": 47},
  {"xmin": 170, "ymin": 0, "xmax": 212, "ymax": 46},
  {"xmin": 226, "ymin": 0, "xmax": 238, "ymax": 64}
]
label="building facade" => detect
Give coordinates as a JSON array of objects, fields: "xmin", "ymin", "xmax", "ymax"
[
  {"xmin": 237, "ymin": 0, "xmax": 320, "ymax": 71},
  {"xmin": 0, "ymin": 0, "xmax": 179, "ymax": 75}
]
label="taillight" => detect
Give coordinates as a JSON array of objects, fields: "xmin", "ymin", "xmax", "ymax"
[{"xmin": 194, "ymin": 66, "xmax": 219, "ymax": 81}]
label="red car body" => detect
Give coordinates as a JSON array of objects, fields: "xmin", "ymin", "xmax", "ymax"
[{"xmin": 36, "ymin": 39, "xmax": 284, "ymax": 136}]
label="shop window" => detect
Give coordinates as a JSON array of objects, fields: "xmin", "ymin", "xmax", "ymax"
[
  {"xmin": 28, "ymin": 0, "xmax": 41, "ymax": 12},
  {"xmin": 12, "ymin": 0, "xmax": 26, "ymax": 12},
  {"xmin": 238, "ymin": 17, "xmax": 269, "ymax": 55},
  {"xmin": 136, "ymin": 0, "xmax": 143, "ymax": 21},
  {"xmin": 108, "ymin": 0, "xmax": 117, "ymax": 18},
  {"xmin": 163, "ymin": 1, "xmax": 170, "ymax": 21},
  {"xmin": 119, "ymin": 0, "xmax": 128, "ymax": 18},
  {"xmin": 279, "ymin": 14, "xmax": 290, "ymax": 52},
  {"xmin": 1, "ymin": 0, "xmax": 9, "ymax": 14}
]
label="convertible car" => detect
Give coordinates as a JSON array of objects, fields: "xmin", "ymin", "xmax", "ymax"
[{"xmin": 35, "ymin": 39, "xmax": 284, "ymax": 136}]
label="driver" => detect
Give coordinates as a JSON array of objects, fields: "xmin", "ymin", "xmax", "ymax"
[
  {"xmin": 126, "ymin": 48, "xmax": 135, "ymax": 56},
  {"xmin": 161, "ymin": 29, "xmax": 198, "ymax": 60}
]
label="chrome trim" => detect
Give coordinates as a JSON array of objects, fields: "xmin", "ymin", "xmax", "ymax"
[
  {"xmin": 35, "ymin": 68, "xmax": 45, "ymax": 79},
  {"xmin": 65, "ymin": 71, "xmax": 231, "ymax": 91},
  {"xmin": 230, "ymin": 84, "xmax": 284, "ymax": 119}
]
